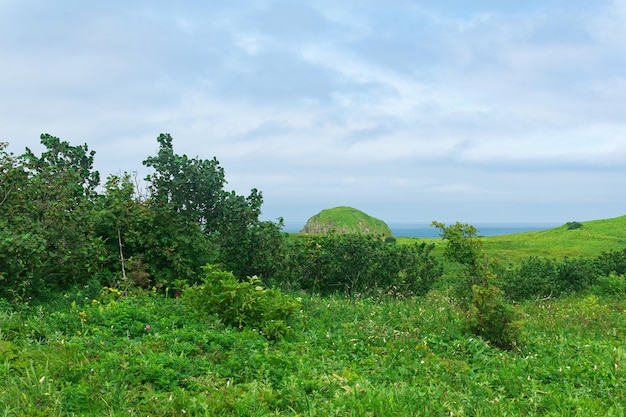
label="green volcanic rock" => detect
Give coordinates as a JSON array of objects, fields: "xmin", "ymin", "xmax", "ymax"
[{"xmin": 300, "ymin": 206, "xmax": 393, "ymax": 237}]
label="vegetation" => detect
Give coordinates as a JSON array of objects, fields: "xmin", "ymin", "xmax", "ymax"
[
  {"xmin": 0, "ymin": 134, "xmax": 284, "ymax": 300},
  {"xmin": 183, "ymin": 265, "xmax": 301, "ymax": 340},
  {"xmin": 433, "ymin": 221, "xmax": 521, "ymax": 350},
  {"xmin": 300, "ymin": 206, "xmax": 394, "ymax": 238},
  {"xmin": 0, "ymin": 288, "xmax": 624, "ymax": 415},
  {"xmin": 277, "ymin": 233, "xmax": 442, "ymax": 297},
  {"xmin": 1, "ymin": 134, "xmax": 625, "ymax": 415},
  {"xmin": 482, "ymin": 216, "xmax": 626, "ymax": 262}
]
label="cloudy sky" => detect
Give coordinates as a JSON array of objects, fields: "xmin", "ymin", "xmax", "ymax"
[{"xmin": 2, "ymin": 1, "xmax": 625, "ymax": 225}]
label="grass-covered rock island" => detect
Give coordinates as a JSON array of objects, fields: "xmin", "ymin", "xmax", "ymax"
[{"xmin": 300, "ymin": 206, "xmax": 394, "ymax": 238}]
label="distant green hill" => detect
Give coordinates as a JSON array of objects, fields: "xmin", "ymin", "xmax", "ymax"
[
  {"xmin": 399, "ymin": 214, "xmax": 626, "ymax": 261},
  {"xmin": 482, "ymin": 214, "xmax": 626, "ymax": 261},
  {"xmin": 300, "ymin": 206, "xmax": 393, "ymax": 237}
]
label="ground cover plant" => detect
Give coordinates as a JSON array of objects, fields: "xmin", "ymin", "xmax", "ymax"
[{"xmin": 1, "ymin": 286, "xmax": 625, "ymax": 416}]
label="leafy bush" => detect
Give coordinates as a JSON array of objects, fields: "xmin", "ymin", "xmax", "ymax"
[
  {"xmin": 279, "ymin": 234, "xmax": 442, "ymax": 296},
  {"xmin": 496, "ymin": 257, "xmax": 559, "ymax": 300},
  {"xmin": 594, "ymin": 248, "xmax": 626, "ymax": 277},
  {"xmin": 592, "ymin": 273, "xmax": 626, "ymax": 296},
  {"xmin": 465, "ymin": 283, "xmax": 522, "ymax": 350},
  {"xmin": 183, "ymin": 265, "xmax": 301, "ymax": 340},
  {"xmin": 497, "ymin": 250, "xmax": 626, "ymax": 301},
  {"xmin": 566, "ymin": 221, "xmax": 583, "ymax": 230},
  {"xmin": 433, "ymin": 222, "xmax": 521, "ymax": 350}
]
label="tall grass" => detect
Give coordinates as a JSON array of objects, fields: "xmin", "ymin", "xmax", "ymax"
[{"xmin": 1, "ymin": 286, "xmax": 624, "ymax": 416}]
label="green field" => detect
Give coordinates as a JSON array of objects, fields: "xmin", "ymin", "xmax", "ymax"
[
  {"xmin": 398, "ymin": 215, "xmax": 626, "ymax": 262},
  {"xmin": 1, "ymin": 288, "xmax": 624, "ymax": 416},
  {"xmin": 1, "ymin": 215, "xmax": 625, "ymax": 416}
]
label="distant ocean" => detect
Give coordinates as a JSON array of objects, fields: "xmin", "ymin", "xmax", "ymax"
[{"xmin": 282, "ymin": 222, "xmax": 561, "ymax": 238}]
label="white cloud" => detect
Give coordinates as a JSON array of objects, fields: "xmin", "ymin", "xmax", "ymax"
[{"xmin": 1, "ymin": 0, "xmax": 625, "ymax": 223}]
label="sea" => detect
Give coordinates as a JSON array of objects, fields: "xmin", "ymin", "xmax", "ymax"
[{"xmin": 282, "ymin": 222, "xmax": 561, "ymax": 238}]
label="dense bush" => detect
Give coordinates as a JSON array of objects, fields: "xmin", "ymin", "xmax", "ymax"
[
  {"xmin": 0, "ymin": 136, "xmax": 104, "ymax": 300},
  {"xmin": 433, "ymin": 222, "xmax": 521, "ymax": 350},
  {"xmin": 497, "ymin": 248, "xmax": 626, "ymax": 301},
  {"xmin": 566, "ymin": 221, "xmax": 583, "ymax": 230},
  {"xmin": 594, "ymin": 248, "xmax": 626, "ymax": 276},
  {"xmin": 1, "ymin": 134, "xmax": 284, "ymax": 300},
  {"xmin": 278, "ymin": 234, "xmax": 442, "ymax": 296},
  {"xmin": 183, "ymin": 265, "xmax": 301, "ymax": 340},
  {"xmin": 592, "ymin": 273, "xmax": 626, "ymax": 295},
  {"xmin": 465, "ymin": 283, "xmax": 522, "ymax": 350},
  {"xmin": 496, "ymin": 257, "xmax": 559, "ymax": 300}
]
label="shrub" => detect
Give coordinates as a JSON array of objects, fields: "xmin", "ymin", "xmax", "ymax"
[
  {"xmin": 496, "ymin": 257, "xmax": 559, "ymax": 300},
  {"xmin": 497, "ymin": 252, "xmax": 621, "ymax": 301},
  {"xmin": 465, "ymin": 283, "xmax": 522, "ymax": 350},
  {"xmin": 594, "ymin": 249, "xmax": 626, "ymax": 277},
  {"xmin": 592, "ymin": 273, "xmax": 626, "ymax": 296},
  {"xmin": 433, "ymin": 221, "xmax": 522, "ymax": 350},
  {"xmin": 279, "ymin": 234, "xmax": 442, "ymax": 296},
  {"xmin": 566, "ymin": 221, "xmax": 583, "ymax": 230},
  {"xmin": 183, "ymin": 265, "xmax": 301, "ymax": 340}
]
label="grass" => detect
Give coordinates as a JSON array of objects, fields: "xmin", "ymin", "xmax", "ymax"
[
  {"xmin": 398, "ymin": 214, "xmax": 626, "ymax": 262},
  {"xmin": 300, "ymin": 206, "xmax": 393, "ymax": 237},
  {"xmin": 1, "ymin": 286, "xmax": 625, "ymax": 416}
]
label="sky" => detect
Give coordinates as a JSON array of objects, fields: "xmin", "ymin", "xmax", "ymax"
[{"xmin": 1, "ymin": 0, "xmax": 625, "ymax": 225}]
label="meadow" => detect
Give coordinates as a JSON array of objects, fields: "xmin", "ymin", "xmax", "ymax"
[
  {"xmin": 398, "ymin": 215, "xmax": 626, "ymax": 262},
  {"xmin": 1, "ymin": 216, "xmax": 625, "ymax": 416}
]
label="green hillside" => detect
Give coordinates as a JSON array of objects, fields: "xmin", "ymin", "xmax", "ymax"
[
  {"xmin": 300, "ymin": 206, "xmax": 393, "ymax": 237},
  {"xmin": 483, "ymin": 214, "xmax": 626, "ymax": 261},
  {"xmin": 399, "ymin": 214, "xmax": 626, "ymax": 262}
]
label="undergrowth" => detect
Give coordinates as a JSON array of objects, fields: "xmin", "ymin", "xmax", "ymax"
[{"xmin": 0, "ymin": 285, "xmax": 624, "ymax": 416}]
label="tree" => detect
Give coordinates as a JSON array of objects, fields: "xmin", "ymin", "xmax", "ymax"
[
  {"xmin": 143, "ymin": 134, "xmax": 225, "ymax": 228},
  {"xmin": 431, "ymin": 221, "xmax": 487, "ymax": 289},
  {"xmin": 141, "ymin": 134, "xmax": 285, "ymax": 282},
  {"xmin": 0, "ymin": 135, "xmax": 103, "ymax": 299}
]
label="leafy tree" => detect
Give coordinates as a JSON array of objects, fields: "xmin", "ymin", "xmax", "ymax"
[
  {"xmin": 94, "ymin": 172, "xmax": 215, "ymax": 289},
  {"xmin": 431, "ymin": 221, "xmax": 487, "ymax": 289},
  {"xmin": 0, "ymin": 142, "xmax": 39, "ymax": 299},
  {"xmin": 142, "ymin": 134, "xmax": 284, "ymax": 282},
  {"xmin": 143, "ymin": 133, "xmax": 225, "ymax": 228},
  {"xmin": 0, "ymin": 135, "xmax": 103, "ymax": 299}
]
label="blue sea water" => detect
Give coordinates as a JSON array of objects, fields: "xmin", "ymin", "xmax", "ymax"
[
  {"xmin": 283, "ymin": 222, "xmax": 561, "ymax": 238},
  {"xmin": 387, "ymin": 222, "xmax": 561, "ymax": 238}
]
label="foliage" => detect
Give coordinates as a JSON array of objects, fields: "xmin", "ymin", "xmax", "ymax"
[
  {"xmin": 433, "ymin": 221, "xmax": 521, "ymax": 349},
  {"xmin": 142, "ymin": 133, "xmax": 285, "ymax": 281},
  {"xmin": 478, "ymin": 214, "xmax": 626, "ymax": 262},
  {"xmin": 496, "ymin": 249, "xmax": 626, "ymax": 301},
  {"xmin": 1, "ymin": 133, "xmax": 286, "ymax": 299},
  {"xmin": 280, "ymin": 233, "xmax": 442, "ymax": 296},
  {"xmin": 1, "ymin": 289, "xmax": 625, "ymax": 415},
  {"xmin": 495, "ymin": 256, "xmax": 559, "ymax": 300},
  {"xmin": 465, "ymin": 282, "xmax": 522, "ymax": 350},
  {"xmin": 592, "ymin": 273, "xmax": 626, "ymax": 296},
  {"xmin": 0, "ymin": 135, "xmax": 103, "ymax": 299},
  {"xmin": 566, "ymin": 221, "xmax": 583, "ymax": 230},
  {"xmin": 183, "ymin": 265, "xmax": 301, "ymax": 340}
]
